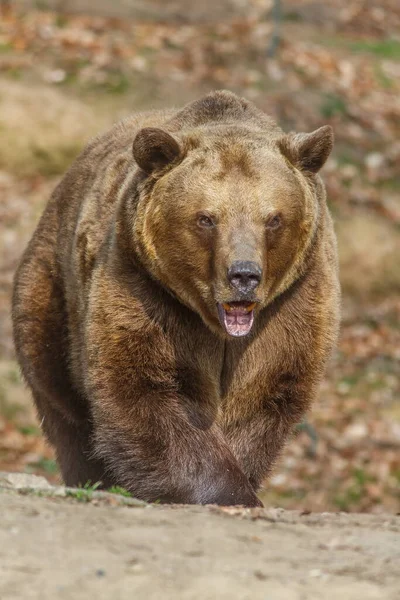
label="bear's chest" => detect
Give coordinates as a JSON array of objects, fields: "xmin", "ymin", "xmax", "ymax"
[{"xmin": 175, "ymin": 326, "xmax": 269, "ymax": 411}]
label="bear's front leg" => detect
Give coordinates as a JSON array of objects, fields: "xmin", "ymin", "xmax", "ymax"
[
  {"xmin": 224, "ymin": 407, "xmax": 306, "ymax": 492},
  {"xmin": 223, "ymin": 377, "xmax": 316, "ymax": 492},
  {"xmin": 92, "ymin": 402, "xmax": 261, "ymax": 506},
  {"xmin": 83, "ymin": 287, "xmax": 261, "ymax": 507}
]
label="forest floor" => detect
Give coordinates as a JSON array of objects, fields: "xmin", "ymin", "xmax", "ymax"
[
  {"xmin": 0, "ymin": 473, "xmax": 399, "ymax": 600},
  {"xmin": 0, "ymin": 1, "xmax": 399, "ymax": 514}
]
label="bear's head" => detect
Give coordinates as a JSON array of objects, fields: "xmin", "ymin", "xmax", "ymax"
[{"xmin": 132, "ymin": 92, "xmax": 333, "ymax": 338}]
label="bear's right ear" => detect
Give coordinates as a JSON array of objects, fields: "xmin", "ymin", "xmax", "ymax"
[{"xmin": 132, "ymin": 128, "xmax": 182, "ymax": 175}]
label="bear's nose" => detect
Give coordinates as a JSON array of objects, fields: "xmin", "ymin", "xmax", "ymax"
[{"xmin": 227, "ymin": 261, "xmax": 262, "ymax": 293}]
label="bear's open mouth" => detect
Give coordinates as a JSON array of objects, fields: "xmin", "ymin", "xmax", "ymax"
[{"xmin": 217, "ymin": 301, "xmax": 256, "ymax": 337}]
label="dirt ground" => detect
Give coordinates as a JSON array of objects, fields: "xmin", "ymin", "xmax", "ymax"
[
  {"xmin": 0, "ymin": 474, "xmax": 400, "ymax": 600},
  {"xmin": 0, "ymin": 473, "xmax": 399, "ymax": 600}
]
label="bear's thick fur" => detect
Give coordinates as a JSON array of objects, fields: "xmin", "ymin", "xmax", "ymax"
[{"xmin": 12, "ymin": 91, "xmax": 340, "ymax": 506}]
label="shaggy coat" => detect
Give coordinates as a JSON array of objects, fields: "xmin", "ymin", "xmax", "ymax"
[{"xmin": 12, "ymin": 91, "xmax": 340, "ymax": 506}]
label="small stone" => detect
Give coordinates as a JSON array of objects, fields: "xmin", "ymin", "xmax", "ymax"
[
  {"xmin": 340, "ymin": 164, "xmax": 357, "ymax": 180},
  {"xmin": 0, "ymin": 472, "xmax": 52, "ymax": 490},
  {"xmin": 43, "ymin": 69, "xmax": 66, "ymax": 84},
  {"xmin": 52, "ymin": 486, "xmax": 67, "ymax": 497},
  {"xmin": 365, "ymin": 152, "xmax": 384, "ymax": 169},
  {"xmin": 309, "ymin": 569, "xmax": 323, "ymax": 578},
  {"xmin": 254, "ymin": 570, "xmax": 267, "ymax": 580},
  {"xmin": 337, "ymin": 382, "xmax": 351, "ymax": 396},
  {"xmin": 270, "ymin": 473, "xmax": 287, "ymax": 487},
  {"xmin": 365, "ymin": 152, "xmax": 386, "ymax": 182},
  {"xmin": 267, "ymin": 60, "xmax": 284, "ymax": 82},
  {"xmin": 344, "ymin": 422, "xmax": 368, "ymax": 439},
  {"xmin": 130, "ymin": 563, "xmax": 144, "ymax": 574},
  {"xmin": 131, "ymin": 56, "xmax": 147, "ymax": 72}
]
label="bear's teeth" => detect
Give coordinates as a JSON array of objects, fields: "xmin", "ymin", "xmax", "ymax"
[{"xmin": 222, "ymin": 302, "xmax": 256, "ymax": 313}]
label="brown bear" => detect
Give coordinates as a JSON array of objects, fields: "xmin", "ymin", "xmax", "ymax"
[{"xmin": 12, "ymin": 90, "xmax": 340, "ymax": 506}]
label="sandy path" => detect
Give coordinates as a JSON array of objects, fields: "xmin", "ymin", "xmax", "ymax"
[{"xmin": 0, "ymin": 473, "xmax": 399, "ymax": 599}]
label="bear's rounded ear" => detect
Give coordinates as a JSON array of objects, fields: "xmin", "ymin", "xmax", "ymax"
[
  {"xmin": 132, "ymin": 127, "xmax": 182, "ymax": 175},
  {"xmin": 278, "ymin": 125, "xmax": 334, "ymax": 174}
]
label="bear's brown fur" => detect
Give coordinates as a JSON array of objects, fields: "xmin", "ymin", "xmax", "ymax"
[{"xmin": 12, "ymin": 91, "xmax": 340, "ymax": 506}]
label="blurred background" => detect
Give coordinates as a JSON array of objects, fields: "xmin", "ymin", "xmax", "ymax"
[{"xmin": 0, "ymin": 0, "xmax": 399, "ymax": 513}]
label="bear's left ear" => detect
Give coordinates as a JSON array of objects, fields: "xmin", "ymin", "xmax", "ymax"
[
  {"xmin": 132, "ymin": 127, "xmax": 182, "ymax": 175},
  {"xmin": 277, "ymin": 125, "xmax": 334, "ymax": 174}
]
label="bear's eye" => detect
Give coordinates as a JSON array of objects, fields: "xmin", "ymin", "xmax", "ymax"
[
  {"xmin": 197, "ymin": 214, "xmax": 215, "ymax": 229},
  {"xmin": 266, "ymin": 213, "xmax": 282, "ymax": 231}
]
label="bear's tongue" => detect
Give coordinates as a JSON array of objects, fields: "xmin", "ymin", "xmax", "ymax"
[{"xmin": 218, "ymin": 302, "xmax": 256, "ymax": 337}]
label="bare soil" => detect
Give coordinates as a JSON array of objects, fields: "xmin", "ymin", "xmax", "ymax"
[{"xmin": 0, "ymin": 473, "xmax": 399, "ymax": 600}]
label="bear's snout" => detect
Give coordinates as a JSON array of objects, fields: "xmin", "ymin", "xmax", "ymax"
[{"xmin": 227, "ymin": 260, "xmax": 262, "ymax": 294}]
